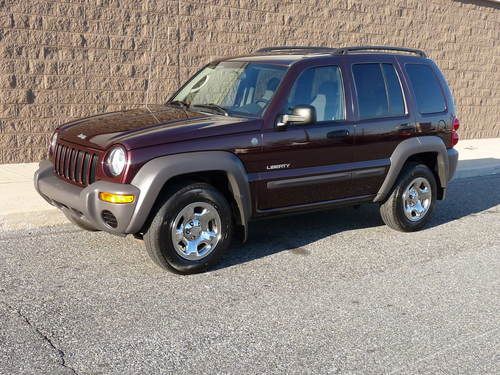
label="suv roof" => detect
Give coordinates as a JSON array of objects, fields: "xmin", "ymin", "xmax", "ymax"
[{"xmin": 225, "ymin": 45, "xmax": 427, "ymax": 66}]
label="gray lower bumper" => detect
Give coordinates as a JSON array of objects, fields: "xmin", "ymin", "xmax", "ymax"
[
  {"xmin": 34, "ymin": 160, "xmax": 141, "ymax": 235},
  {"xmin": 447, "ymin": 148, "xmax": 459, "ymax": 182}
]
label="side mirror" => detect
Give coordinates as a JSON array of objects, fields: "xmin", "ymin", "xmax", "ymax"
[{"xmin": 276, "ymin": 105, "xmax": 316, "ymax": 129}]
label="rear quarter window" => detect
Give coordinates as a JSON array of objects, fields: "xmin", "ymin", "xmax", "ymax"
[{"xmin": 405, "ymin": 64, "xmax": 447, "ymax": 114}]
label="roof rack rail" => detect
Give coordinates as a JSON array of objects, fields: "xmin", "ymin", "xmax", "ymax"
[
  {"xmin": 255, "ymin": 45, "xmax": 427, "ymax": 58},
  {"xmin": 335, "ymin": 46, "xmax": 427, "ymax": 58},
  {"xmin": 255, "ymin": 46, "xmax": 337, "ymax": 53}
]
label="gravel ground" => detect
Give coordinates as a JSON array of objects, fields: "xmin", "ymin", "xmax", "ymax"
[{"xmin": 0, "ymin": 175, "xmax": 499, "ymax": 375}]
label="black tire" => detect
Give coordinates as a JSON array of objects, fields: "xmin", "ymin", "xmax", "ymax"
[
  {"xmin": 144, "ymin": 182, "xmax": 233, "ymax": 274},
  {"xmin": 379, "ymin": 163, "xmax": 437, "ymax": 232}
]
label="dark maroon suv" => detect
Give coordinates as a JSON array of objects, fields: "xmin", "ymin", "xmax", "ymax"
[{"xmin": 35, "ymin": 46, "xmax": 459, "ymax": 274}]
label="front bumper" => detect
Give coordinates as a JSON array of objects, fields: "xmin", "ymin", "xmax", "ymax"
[{"xmin": 34, "ymin": 160, "xmax": 140, "ymax": 235}]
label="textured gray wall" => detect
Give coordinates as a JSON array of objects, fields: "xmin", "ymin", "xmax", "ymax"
[{"xmin": 0, "ymin": 0, "xmax": 499, "ymax": 163}]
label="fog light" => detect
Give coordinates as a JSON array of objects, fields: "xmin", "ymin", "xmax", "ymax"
[
  {"xmin": 99, "ymin": 192, "xmax": 135, "ymax": 204},
  {"xmin": 101, "ymin": 210, "xmax": 118, "ymax": 228}
]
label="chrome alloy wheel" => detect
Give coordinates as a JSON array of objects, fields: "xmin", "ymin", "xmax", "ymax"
[
  {"xmin": 402, "ymin": 177, "xmax": 432, "ymax": 222},
  {"xmin": 171, "ymin": 202, "xmax": 222, "ymax": 260}
]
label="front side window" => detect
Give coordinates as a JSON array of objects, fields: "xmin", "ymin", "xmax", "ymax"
[
  {"xmin": 405, "ymin": 64, "xmax": 446, "ymax": 114},
  {"xmin": 285, "ymin": 66, "xmax": 345, "ymax": 122},
  {"xmin": 352, "ymin": 63, "xmax": 406, "ymax": 119},
  {"xmin": 171, "ymin": 61, "xmax": 287, "ymax": 117}
]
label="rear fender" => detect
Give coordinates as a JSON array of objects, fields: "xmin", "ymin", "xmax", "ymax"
[{"xmin": 374, "ymin": 136, "xmax": 450, "ymax": 202}]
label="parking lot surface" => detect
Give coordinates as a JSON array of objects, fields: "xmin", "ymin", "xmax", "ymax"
[{"xmin": 1, "ymin": 175, "xmax": 499, "ymax": 374}]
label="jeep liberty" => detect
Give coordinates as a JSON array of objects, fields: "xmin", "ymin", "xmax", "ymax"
[{"xmin": 35, "ymin": 46, "xmax": 459, "ymax": 274}]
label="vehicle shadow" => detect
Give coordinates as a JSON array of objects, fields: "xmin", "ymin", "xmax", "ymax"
[
  {"xmin": 454, "ymin": 158, "xmax": 500, "ymax": 178},
  {"xmin": 430, "ymin": 173, "xmax": 500, "ymax": 227},
  {"xmin": 217, "ymin": 174, "xmax": 500, "ymax": 270}
]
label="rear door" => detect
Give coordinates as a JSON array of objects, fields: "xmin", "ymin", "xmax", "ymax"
[{"xmin": 349, "ymin": 56, "xmax": 414, "ymax": 196}]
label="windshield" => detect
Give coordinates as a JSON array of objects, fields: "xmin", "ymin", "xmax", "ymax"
[{"xmin": 171, "ymin": 61, "xmax": 287, "ymax": 117}]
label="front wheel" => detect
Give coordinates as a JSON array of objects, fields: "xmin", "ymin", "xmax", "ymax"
[
  {"xmin": 379, "ymin": 163, "xmax": 437, "ymax": 232},
  {"xmin": 144, "ymin": 183, "xmax": 233, "ymax": 274}
]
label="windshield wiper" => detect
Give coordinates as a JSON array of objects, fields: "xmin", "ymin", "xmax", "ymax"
[
  {"xmin": 192, "ymin": 103, "xmax": 228, "ymax": 116},
  {"xmin": 168, "ymin": 100, "xmax": 190, "ymax": 109}
]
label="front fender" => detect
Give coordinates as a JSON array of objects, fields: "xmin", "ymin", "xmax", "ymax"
[{"xmin": 126, "ymin": 151, "xmax": 251, "ymax": 236}]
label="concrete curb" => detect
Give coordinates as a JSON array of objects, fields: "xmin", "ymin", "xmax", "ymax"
[
  {"xmin": 0, "ymin": 138, "xmax": 498, "ymax": 232},
  {"xmin": 453, "ymin": 138, "xmax": 500, "ymax": 179}
]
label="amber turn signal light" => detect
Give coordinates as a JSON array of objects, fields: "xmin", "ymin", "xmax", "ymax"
[{"xmin": 99, "ymin": 192, "xmax": 135, "ymax": 204}]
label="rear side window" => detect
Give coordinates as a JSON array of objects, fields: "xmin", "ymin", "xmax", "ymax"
[
  {"xmin": 352, "ymin": 63, "xmax": 405, "ymax": 119},
  {"xmin": 405, "ymin": 64, "xmax": 446, "ymax": 114}
]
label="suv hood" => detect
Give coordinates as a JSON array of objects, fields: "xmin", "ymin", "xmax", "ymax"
[{"xmin": 58, "ymin": 105, "xmax": 260, "ymax": 150}]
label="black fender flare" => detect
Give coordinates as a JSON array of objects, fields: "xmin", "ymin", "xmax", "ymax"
[
  {"xmin": 374, "ymin": 136, "xmax": 451, "ymax": 202},
  {"xmin": 126, "ymin": 151, "xmax": 251, "ymax": 237}
]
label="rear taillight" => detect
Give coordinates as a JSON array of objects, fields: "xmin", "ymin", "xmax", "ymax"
[{"xmin": 451, "ymin": 117, "xmax": 460, "ymax": 147}]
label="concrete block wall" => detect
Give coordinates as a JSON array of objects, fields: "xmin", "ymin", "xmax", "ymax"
[{"xmin": 0, "ymin": 0, "xmax": 498, "ymax": 163}]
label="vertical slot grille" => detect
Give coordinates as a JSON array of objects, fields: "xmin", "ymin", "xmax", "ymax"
[
  {"xmin": 53, "ymin": 142, "xmax": 99, "ymax": 187},
  {"xmin": 82, "ymin": 152, "xmax": 91, "ymax": 186},
  {"xmin": 89, "ymin": 154, "xmax": 97, "ymax": 184}
]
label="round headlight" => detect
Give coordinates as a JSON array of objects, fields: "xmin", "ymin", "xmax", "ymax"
[{"xmin": 106, "ymin": 146, "xmax": 127, "ymax": 177}]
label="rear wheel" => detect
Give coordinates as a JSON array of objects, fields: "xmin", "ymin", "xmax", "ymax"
[
  {"xmin": 144, "ymin": 183, "xmax": 233, "ymax": 274},
  {"xmin": 380, "ymin": 163, "xmax": 437, "ymax": 232}
]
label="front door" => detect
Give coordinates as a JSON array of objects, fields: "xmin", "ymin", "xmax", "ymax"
[{"xmin": 256, "ymin": 64, "xmax": 356, "ymax": 211}]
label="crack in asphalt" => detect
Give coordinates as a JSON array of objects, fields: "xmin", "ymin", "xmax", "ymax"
[{"xmin": 0, "ymin": 301, "xmax": 79, "ymax": 375}]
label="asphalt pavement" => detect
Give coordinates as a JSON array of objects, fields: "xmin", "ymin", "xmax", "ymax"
[{"xmin": 0, "ymin": 175, "xmax": 499, "ymax": 374}]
